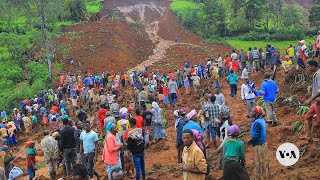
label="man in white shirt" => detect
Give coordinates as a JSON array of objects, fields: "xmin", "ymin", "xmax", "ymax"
[
  {"xmin": 231, "ymin": 50, "xmax": 238, "ymax": 61},
  {"xmin": 241, "ymin": 78, "xmax": 256, "ymax": 114},
  {"xmin": 216, "ymin": 54, "xmax": 224, "ymax": 77}
]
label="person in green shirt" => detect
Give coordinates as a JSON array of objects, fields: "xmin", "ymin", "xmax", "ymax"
[
  {"xmin": 222, "ymin": 125, "xmax": 249, "ymax": 180},
  {"xmin": 48, "ymin": 93, "xmax": 54, "ymax": 107}
]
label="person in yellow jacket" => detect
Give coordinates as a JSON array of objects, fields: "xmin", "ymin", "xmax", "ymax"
[{"xmin": 287, "ymin": 44, "xmax": 295, "ymax": 62}]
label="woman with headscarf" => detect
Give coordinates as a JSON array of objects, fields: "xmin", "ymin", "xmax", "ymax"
[
  {"xmin": 216, "ymin": 105, "xmax": 232, "ymax": 170},
  {"xmin": 183, "ymin": 110, "xmax": 206, "ymax": 156},
  {"xmin": 222, "ymin": 125, "xmax": 249, "ymax": 180},
  {"xmin": 247, "ymin": 106, "xmax": 269, "ymax": 180},
  {"xmin": 151, "ymin": 102, "xmax": 166, "ymax": 143},
  {"xmin": 102, "ymin": 122, "xmax": 123, "ymax": 180},
  {"xmin": 7, "ymin": 122, "xmax": 16, "ymax": 146}
]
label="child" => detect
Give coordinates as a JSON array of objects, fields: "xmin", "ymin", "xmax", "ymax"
[{"xmin": 26, "ymin": 141, "xmax": 36, "ymax": 180}]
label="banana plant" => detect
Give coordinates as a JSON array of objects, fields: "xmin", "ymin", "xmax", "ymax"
[
  {"xmin": 282, "ymin": 96, "xmax": 297, "ymax": 107},
  {"xmin": 292, "ymin": 121, "xmax": 305, "ymax": 134},
  {"xmin": 297, "ymin": 102, "xmax": 310, "ymax": 115}
]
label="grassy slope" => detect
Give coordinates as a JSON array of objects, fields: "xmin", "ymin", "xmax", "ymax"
[{"xmin": 226, "ymin": 37, "xmax": 316, "ymax": 56}]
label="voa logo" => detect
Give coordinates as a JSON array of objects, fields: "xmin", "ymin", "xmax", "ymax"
[{"xmin": 276, "ymin": 143, "xmax": 300, "ymax": 166}]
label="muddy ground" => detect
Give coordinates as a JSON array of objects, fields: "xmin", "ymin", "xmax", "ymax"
[{"xmin": 13, "ymin": 0, "xmax": 320, "ymax": 179}]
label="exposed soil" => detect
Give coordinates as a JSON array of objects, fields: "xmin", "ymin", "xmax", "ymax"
[{"xmin": 14, "ymin": 0, "xmax": 319, "ymax": 179}]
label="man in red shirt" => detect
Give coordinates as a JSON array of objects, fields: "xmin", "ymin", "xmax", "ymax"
[
  {"xmin": 224, "ymin": 55, "xmax": 231, "ymax": 75},
  {"xmin": 134, "ymin": 109, "xmax": 144, "ymax": 128},
  {"xmin": 163, "ymin": 84, "xmax": 169, "ymax": 109},
  {"xmin": 97, "ymin": 105, "xmax": 107, "ymax": 129},
  {"xmin": 51, "ymin": 104, "xmax": 58, "ymax": 114}
]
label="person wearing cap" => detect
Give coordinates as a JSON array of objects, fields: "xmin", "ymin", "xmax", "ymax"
[
  {"xmin": 40, "ymin": 130, "xmax": 59, "ymax": 180},
  {"xmin": 176, "ymin": 108, "xmax": 188, "ymax": 163},
  {"xmin": 283, "ymin": 55, "xmax": 293, "ymax": 72},
  {"xmin": 241, "ymin": 78, "xmax": 256, "ymax": 114},
  {"xmin": 25, "ymin": 141, "xmax": 37, "ymax": 180},
  {"xmin": 299, "ymin": 40, "xmax": 307, "ymax": 62},
  {"xmin": 247, "ymin": 106, "xmax": 269, "ymax": 180},
  {"xmin": 222, "ymin": 125, "xmax": 249, "ymax": 180}
]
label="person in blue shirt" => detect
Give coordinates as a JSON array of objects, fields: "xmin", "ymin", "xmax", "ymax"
[
  {"xmin": 1, "ymin": 111, "xmax": 7, "ymax": 122},
  {"xmin": 84, "ymin": 77, "xmax": 90, "ymax": 87},
  {"xmin": 247, "ymin": 106, "xmax": 270, "ymax": 180},
  {"xmin": 183, "ymin": 110, "xmax": 204, "ymax": 135},
  {"xmin": 226, "ymin": 70, "xmax": 239, "ymax": 99},
  {"xmin": 256, "ymin": 73, "xmax": 279, "ymax": 127}
]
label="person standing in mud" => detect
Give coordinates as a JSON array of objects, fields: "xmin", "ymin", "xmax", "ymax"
[
  {"xmin": 247, "ymin": 106, "xmax": 270, "ymax": 180},
  {"xmin": 176, "ymin": 108, "xmax": 188, "ymax": 163},
  {"xmin": 168, "ymin": 78, "xmax": 179, "ymax": 109},
  {"xmin": 127, "ymin": 118, "xmax": 146, "ymax": 180},
  {"xmin": 256, "ymin": 73, "xmax": 279, "ymax": 127},
  {"xmin": 303, "ymin": 60, "xmax": 320, "ymax": 142},
  {"xmin": 60, "ymin": 117, "xmax": 77, "ymax": 180},
  {"xmin": 40, "ymin": 130, "xmax": 60, "ymax": 180},
  {"xmin": 179, "ymin": 129, "xmax": 207, "ymax": 180},
  {"xmin": 79, "ymin": 121, "xmax": 99, "ymax": 179},
  {"xmin": 241, "ymin": 78, "xmax": 256, "ymax": 114}
]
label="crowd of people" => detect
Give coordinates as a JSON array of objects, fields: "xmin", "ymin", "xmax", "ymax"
[{"xmin": 0, "ymin": 31, "xmax": 319, "ymax": 180}]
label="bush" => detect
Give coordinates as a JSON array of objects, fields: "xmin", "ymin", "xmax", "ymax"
[
  {"xmin": 270, "ymin": 27, "xmax": 305, "ymax": 41},
  {"xmin": 239, "ymin": 31, "xmax": 270, "ymax": 41}
]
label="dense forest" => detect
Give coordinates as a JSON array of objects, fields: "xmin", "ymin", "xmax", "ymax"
[
  {"xmin": 0, "ymin": 0, "xmax": 102, "ymax": 111},
  {"xmin": 170, "ymin": 0, "xmax": 320, "ymax": 42}
]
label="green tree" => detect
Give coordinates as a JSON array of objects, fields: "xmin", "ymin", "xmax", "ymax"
[
  {"xmin": 202, "ymin": 0, "xmax": 226, "ymax": 38},
  {"xmin": 309, "ymin": 4, "xmax": 320, "ymax": 28},
  {"xmin": 245, "ymin": 0, "xmax": 265, "ymax": 27},
  {"xmin": 282, "ymin": 5, "xmax": 303, "ymax": 27}
]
